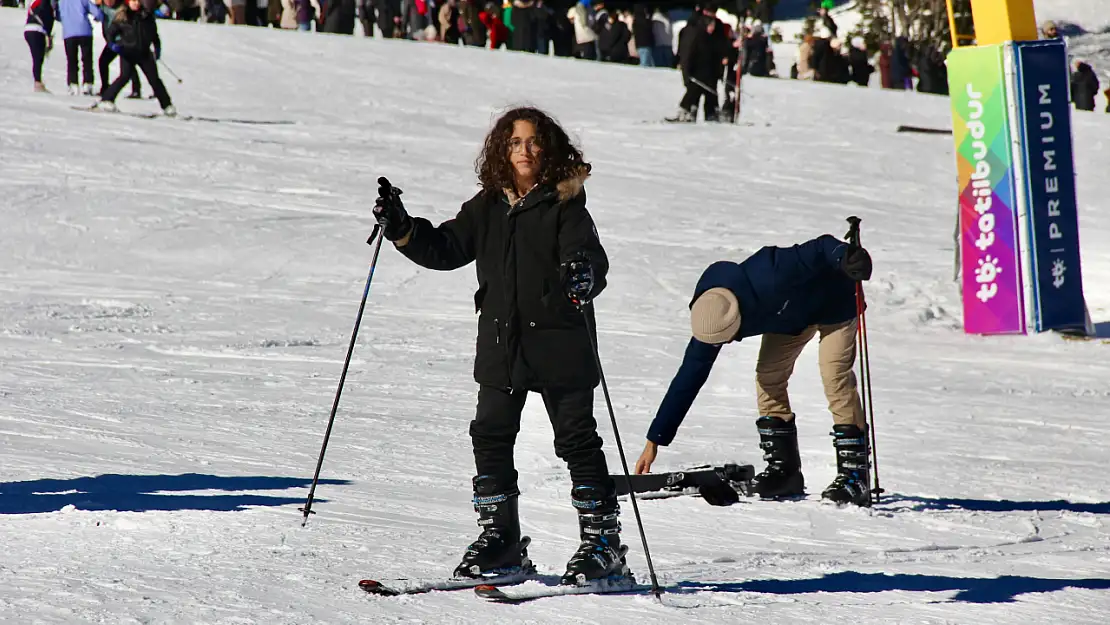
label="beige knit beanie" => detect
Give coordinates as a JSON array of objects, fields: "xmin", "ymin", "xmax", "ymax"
[{"xmin": 690, "ymin": 287, "xmax": 741, "ymax": 344}]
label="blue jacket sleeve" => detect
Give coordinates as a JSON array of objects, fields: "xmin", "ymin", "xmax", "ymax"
[
  {"xmin": 766, "ymin": 234, "xmax": 849, "ymax": 290},
  {"xmin": 647, "ymin": 337, "xmax": 722, "ymax": 446}
]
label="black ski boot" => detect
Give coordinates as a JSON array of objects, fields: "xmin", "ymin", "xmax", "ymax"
[
  {"xmin": 750, "ymin": 416, "xmax": 805, "ymax": 499},
  {"xmin": 452, "ymin": 476, "xmax": 534, "ymax": 579},
  {"xmin": 560, "ymin": 485, "xmax": 632, "ymax": 586},
  {"xmin": 821, "ymin": 424, "xmax": 872, "ymax": 507}
]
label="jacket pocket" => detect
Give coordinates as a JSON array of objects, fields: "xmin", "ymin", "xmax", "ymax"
[
  {"xmin": 474, "ymin": 313, "xmax": 509, "ymax": 387},
  {"xmin": 537, "ymin": 279, "xmax": 582, "ymax": 329}
]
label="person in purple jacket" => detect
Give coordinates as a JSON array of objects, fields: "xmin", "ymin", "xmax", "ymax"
[
  {"xmin": 634, "ymin": 234, "xmax": 876, "ymax": 507},
  {"xmin": 24, "ymin": 0, "xmax": 56, "ymax": 92},
  {"xmin": 54, "ymin": 0, "xmax": 103, "ymax": 95}
]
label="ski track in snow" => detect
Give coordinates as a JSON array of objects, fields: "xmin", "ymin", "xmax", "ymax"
[{"xmin": 1, "ymin": 8, "xmax": 1109, "ymax": 624}]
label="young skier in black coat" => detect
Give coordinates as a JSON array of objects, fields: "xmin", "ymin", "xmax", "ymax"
[
  {"xmin": 371, "ymin": 107, "xmax": 629, "ymax": 586},
  {"xmin": 95, "ymin": 0, "xmax": 174, "ymax": 116}
]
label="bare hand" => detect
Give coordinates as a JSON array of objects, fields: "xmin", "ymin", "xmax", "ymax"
[{"xmin": 634, "ymin": 441, "xmax": 658, "ymax": 475}]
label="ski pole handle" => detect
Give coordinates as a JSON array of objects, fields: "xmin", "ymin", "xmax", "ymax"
[{"xmin": 845, "ymin": 216, "xmax": 862, "ymax": 247}]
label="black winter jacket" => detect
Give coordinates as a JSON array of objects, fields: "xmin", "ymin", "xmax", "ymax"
[
  {"xmin": 1071, "ymin": 63, "xmax": 1100, "ymax": 112},
  {"xmin": 398, "ymin": 170, "xmax": 609, "ymax": 391},
  {"xmin": 682, "ymin": 26, "xmax": 722, "ymax": 84},
  {"xmin": 510, "ymin": 1, "xmax": 537, "ymax": 52},
  {"xmin": 632, "ymin": 11, "xmax": 653, "ymax": 49},
  {"xmin": 106, "ymin": 9, "xmax": 160, "ymax": 59},
  {"xmin": 598, "ymin": 19, "xmax": 631, "ymax": 62},
  {"xmin": 323, "ymin": 0, "xmax": 357, "ymax": 34},
  {"xmin": 743, "ymin": 33, "xmax": 770, "ymax": 77}
]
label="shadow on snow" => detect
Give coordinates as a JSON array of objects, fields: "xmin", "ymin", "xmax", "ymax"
[
  {"xmin": 880, "ymin": 494, "xmax": 1110, "ymax": 515},
  {"xmin": 676, "ymin": 571, "xmax": 1110, "ymax": 603},
  {"xmin": 0, "ymin": 473, "xmax": 349, "ymax": 514}
]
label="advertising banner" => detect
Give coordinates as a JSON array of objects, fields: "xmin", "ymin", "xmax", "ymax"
[{"xmin": 948, "ymin": 45, "xmax": 1027, "ymax": 334}]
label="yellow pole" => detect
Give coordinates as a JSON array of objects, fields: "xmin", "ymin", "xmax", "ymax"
[
  {"xmin": 969, "ymin": 0, "xmax": 1039, "ymax": 45},
  {"xmin": 946, "ymin": 0, "xmax": 961, "ymax": 48}
]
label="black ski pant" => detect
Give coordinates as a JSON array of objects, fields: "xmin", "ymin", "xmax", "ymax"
[
  {"xmin": 25, "ymin": 32, "xmax": 46, "ymax": 83},
  {"xmin": 64, "ymin": 36, "xmax": 94, "ymax": 86},
  {"xmin": 680, "ymin": 78, "xmax": 718, "ymax": 120},
  {"xmin": 98, "ymin": 46, "xmax": 142, "ymax": 97},
  {"xmin": 360, "ymin": 7, "xmax": 375, "ymax": 36},
  {"xmin": 470, "ymin": 385, "xmax": 611, "ymax": 496},
  {"xmin": 574, "ymin": 41, "xmax": 597, "ymax": 60},
  {"xmin": 102, "ymin": 53, "xmax": 172, "ymax": 109}
]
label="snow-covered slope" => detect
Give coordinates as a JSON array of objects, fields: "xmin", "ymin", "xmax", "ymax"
[
  {"xmin": 1037, "ymin": 0, "xmax": 1110, "ymax": 33},
  {"xmin": 2, "ymin": 8, "xmax": 1109, "ymax": 624}
]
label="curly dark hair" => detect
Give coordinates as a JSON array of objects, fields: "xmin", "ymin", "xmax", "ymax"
[{"xmin": 475, "ymin": 107, "xmax": 591, "ymax": 194}]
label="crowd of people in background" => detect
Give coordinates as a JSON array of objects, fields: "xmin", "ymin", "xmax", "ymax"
[
  {"xmin": 22, "ymin": 0, "xmax": 176, "ymax": 114},
  {"xmin": 13, "ymin": 0, "xmax": 1108, "ymax": 115}
]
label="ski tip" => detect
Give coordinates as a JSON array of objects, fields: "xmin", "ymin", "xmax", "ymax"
[
  {"xmin": 474, "ymin": 584, "xmax": 511, "ymax": 600},
  {"xmin": 358, "ymin": 579, "xmax": 399, "ymax": 596}
]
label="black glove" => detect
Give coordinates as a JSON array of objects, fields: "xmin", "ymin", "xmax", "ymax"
[
  {"xmin": 697, "ymin": 481, "xmax": 740, "ymax": 506},
  {"xmin": 841, "ymin": 245, "xmax": 873, "ymax": 281},
  {"xmin": 372, "ymin": 177, "xmax": 413, "ymax": 242},
  {"xmin": 560, "ymin": 253, "xmax": 595, "ymax": 307}
]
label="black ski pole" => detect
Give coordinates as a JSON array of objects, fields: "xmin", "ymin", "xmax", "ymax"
[
  {"xmin": 845, "ymin": 217, "xmax": 882, "ymax": 504},
  {"xmin": 581, "ymin": 303, "xmax": 663, "ymax": 599},
  {"xmin": 301, "ymin": 224, "xmax": 386, "ymax": 526},
  {"xmin": 158, "ymin": 59, "xmax": 183, "ymax": 84}
]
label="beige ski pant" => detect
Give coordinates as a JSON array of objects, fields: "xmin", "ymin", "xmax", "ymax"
[{"xmin": 755, "ymin": 319, "xmax": 865, "ymax": 427}]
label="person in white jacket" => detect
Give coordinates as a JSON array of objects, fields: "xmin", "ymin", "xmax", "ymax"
[
  {"xmin": 566, "ymin": 1, "xmax": 596, "ymax": 60},
  {"xmin": 281, "ymin": 0, "xmax": 320, "ymax": 29}
]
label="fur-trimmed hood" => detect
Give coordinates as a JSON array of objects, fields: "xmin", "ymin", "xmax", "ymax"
[{"xmin": 503, "ymin": 165, "xmax": 591, "ymax": 206}]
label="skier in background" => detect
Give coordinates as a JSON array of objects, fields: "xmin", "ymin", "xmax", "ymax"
[
  {"xmin": 24, "ymin": 0, "xmax": 55, "ymax": 93},
  {"xmin": 55, "ymin": 0, "xmax": 103, "ymax": 95},
  {"xmin": 96, "ymin": 0, "xmax": 143, "ymax": 99},
  {"xmin": 634, "ymin": 234, "xmax": 877, "ymax": 507},
  {"xmin": 370, "ymin": 107, "xmax": 631, "ymax": 586},
  {"xmin": 95, "ymin": 0, "xmax": 175, "ymax": 116},
  {"xmin": 670, "ymin": 5, "xmax": 725, "ymax": 122},
  {"xmin": 1070, "ymin": 61, "xmax": 1100, "ymax": 112}
]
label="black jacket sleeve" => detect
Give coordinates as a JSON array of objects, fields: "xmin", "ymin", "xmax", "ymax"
[
  {"xmin": 106, "ymin": 20, "xmax": 121, "ymax": 44},
  {"xmin": 557, "ymin": 190, "xmax": 608, "ymax": 299},
  {"xmin": 397, "ymin": 200, "xmax": 478, "ymax": 271}
]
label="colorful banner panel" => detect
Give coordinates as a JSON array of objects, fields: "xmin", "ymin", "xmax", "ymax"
[{"xmin": 948, "ymin": 45, "xmax": 1026, "ymax": 334}]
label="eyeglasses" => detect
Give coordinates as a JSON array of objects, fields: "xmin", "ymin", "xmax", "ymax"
[{"xmin": 509, "ymin": 138, "xmax": 542, "ymax": 154}]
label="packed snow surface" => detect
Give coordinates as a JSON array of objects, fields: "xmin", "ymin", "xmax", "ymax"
[{"xmin": 1, "ymin": 8, "xmax": 1109, "ymax": 624}]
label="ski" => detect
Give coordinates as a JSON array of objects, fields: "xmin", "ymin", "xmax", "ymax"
[
  {"xmin": 359, "ymin": 566, "xmax": 538, "ymax": 597},
  {"xmin": 642, "ymin": 119, "xmax": 766, "ymax": 127},
  {"xmin": 896, "ymin": 124, "xmax": 953, "ymax": 135},
  {"xmin": 474, "ymin": 576, "xmax": 652, "ymax": 603},
  {"xmin": 359, "ymin": 536, "xmax": 537, "ymax": 596},
  {"xmin": 71, "ymin": 105, "xmax": 295, "ymax": 125},
  {"xmin": 611, "ymin": 463, "xmax": 754, "ymax": 498}
]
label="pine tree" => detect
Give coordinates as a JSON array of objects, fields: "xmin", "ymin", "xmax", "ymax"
[{"xmin": 848, "ymin": 0, "xmax": 974, "ymax": 55}]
